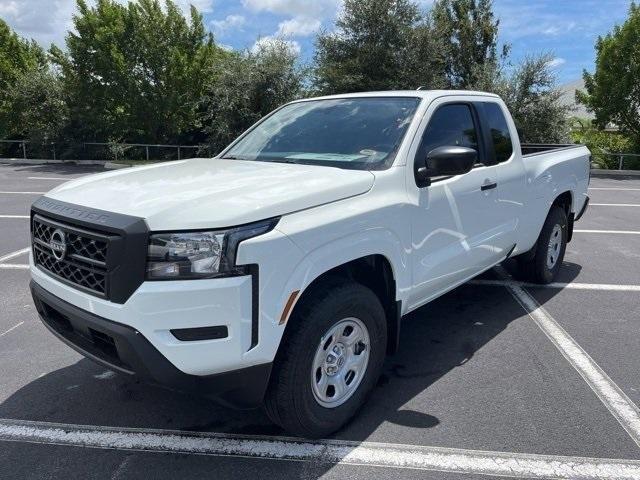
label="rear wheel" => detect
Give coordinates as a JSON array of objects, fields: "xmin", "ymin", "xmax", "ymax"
[
  {"xmin": 264, "ymin": 279, "xmax": 387, "ymax": 438},
  {"xmin": 516, "ymin": 206, "xmax": 568, "ymax": 284}
]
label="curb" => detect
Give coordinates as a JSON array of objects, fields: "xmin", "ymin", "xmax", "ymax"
[
  {"xmin": 590, "ymin": 169, "xmax": 640, "ymax": 178},
  {"xmin": 104, "ymin": 162, "xmax": 131, "ymax": 170},
  {"xmin": 0, "ymin": 158, "xmax": 108, "ymax": 166},
  {"xmin": 0, "ymin": 159, "xmax": 151, "ymax": 170}
]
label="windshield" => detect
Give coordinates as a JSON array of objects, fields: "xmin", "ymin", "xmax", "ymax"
[{"xmin": 222, "ymin": 97, "xmax": 421, "ymax": 170}]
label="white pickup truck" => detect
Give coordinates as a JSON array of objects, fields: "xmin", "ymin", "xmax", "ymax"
[{"xmin": 30, "ymin": 90, "xmax": 590, "ymax": 437}]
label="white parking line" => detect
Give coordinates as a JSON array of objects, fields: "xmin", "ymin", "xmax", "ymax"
[
  {"xmin": 589, "ymin": 188, "xmax": 640, "ymax": 191},
  {"xmin": 0, "ymin": 247, "xmax": 30, "ymax": 263},
  {"xmin": 575, "ymin": 230, "xmax": 640, "ymax": 235},
  {"xmin": 507, "ymin": 284, "xmax": 640, "ymax": 449},
  {"xmin": 0, "ymin": 191, "xmax": 45, "ymax": 195},
  {"xmin": 470, "ymin": 279, "xmax": 640, "ymax": 292},
  {"xmin": 590, "ymin": 203, "xmax": 640, "ymax": 207},
  {"xmin": 93, "ymin": 371, "xmax": 116, "ymax": 380},
  {"xmin": 0, "ymin": 215, "xmax": 29, "ymax": 219},
  {"xmin": 0, "ymin": 322, "xmax": 24, "ymax": 337},
  {"xmin": 1, "ymin": 418, "xmax": 639, "ymax": 479},
  {"xmin": 0, "ymin": 264, "xmax": 29, "ymax": 270}
]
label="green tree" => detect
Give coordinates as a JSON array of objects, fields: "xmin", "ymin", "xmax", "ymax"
[
  {"xmin": 494, "ymin": 54, "xmax": 571, "ymax": 143},
  {"xmin": 577, "ymin": 3, "xmax": 640, "ymax": 146},
  {"xmin": 0, "ymin": 19, "xmax": 47, "ymax": 137},
  {"xmin": 570, "ymin": 119, "xmax": 637, "ymax": 169},
  {"xmin": 431, "ymin": 0, "xmax": 507, "ymax": 88},
  {"xmin": 431, "ymin": 1, "xmax": 570, "ymax": 143},
  {"xmin": 201, "ymin": 39, "xmax": 306, "ymax": 154},
  {"xmin": 51, "ymin": 0, "xmax": 226, "ymax": 145},
  {"xmin": 3, "ymin": 69, "xmax": 69, "ymax": 154},
  {"xmin": 313, "ymin": 0, "xmax": 447, "ymax": 94}
]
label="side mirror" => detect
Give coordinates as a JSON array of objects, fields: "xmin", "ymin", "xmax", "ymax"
[{"xmin": 424, "ymin": 146, "xmax": 477, "ymax": 177}]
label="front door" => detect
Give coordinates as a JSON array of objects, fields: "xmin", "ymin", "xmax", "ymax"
[{"xmin": 408, "ymin": 102, "xmax": 504, "ymax": 310}]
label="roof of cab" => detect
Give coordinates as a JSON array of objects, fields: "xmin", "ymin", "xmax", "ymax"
[{"xmin": 293, "ymin": 89, "xmax": 500, "ymax": 103}]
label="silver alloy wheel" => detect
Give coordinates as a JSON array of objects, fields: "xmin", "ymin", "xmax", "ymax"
[
  {"xmin": 311, "ymin": 317, "xmax": 371, "ymax": 408},
  {"xmin": 546, "ymin": 224, "xmax": 563, "ymax": 269}
]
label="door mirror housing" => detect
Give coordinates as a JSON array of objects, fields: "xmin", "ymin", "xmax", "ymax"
[{"xmin": 417, "ymin": 146, "xmax": 478, "ymax": 186}]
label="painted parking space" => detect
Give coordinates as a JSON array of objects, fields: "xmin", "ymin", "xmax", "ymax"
[
  {"xmin": 587, "ymin": 190, "xmax": 640, "ymax": 205},
  {"xmin": 0, "ymin": 248, "xmax": 30, "ymax": 270},
  {"xmin": 558, "ymin": 234, "xmax": 640, "ymax": 285},
  {"xmin": 0, "ymin": 234, "xmax": 30, "ymax": 260},
  {"xmin": 577, "ymin": 205, "xmax": 640, "ymax": 232},
  {"xmin": 526, "ymin": 288, "xmax": 640, "ymax": 408},
  {"xmin": 0, "ymin": 193, "xmax": 41, "ymax": 216}
]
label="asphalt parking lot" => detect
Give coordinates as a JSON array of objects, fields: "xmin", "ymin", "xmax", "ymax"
[{"xmin": 1, "ymin": 162, "xmax": 640, "ymax": 479}]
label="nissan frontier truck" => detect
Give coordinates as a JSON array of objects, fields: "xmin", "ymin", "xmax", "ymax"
[{"xmin": 30, "ymin": 90, "xmax": 590, "ymax": 437}]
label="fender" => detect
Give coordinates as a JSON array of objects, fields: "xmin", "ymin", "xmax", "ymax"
[
  {"xmin": 235, "ymin": 225, "xmax": 409, "ymax": 366},
  {"xmin": 277, "ymin": 227, "xmax": 411, "ymax": 322},
  {"xmin": 517, "ymin": 159, "xmax": 580, "ymax": 254}
]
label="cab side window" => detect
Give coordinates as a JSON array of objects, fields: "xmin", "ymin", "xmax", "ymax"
[
  {"xmin": 417, "ymin": 104, "xmax": 479, "ymax": 164},
  {"xmin": 479, "ymin": 102, "xmax": 513, "ymax": 163}
]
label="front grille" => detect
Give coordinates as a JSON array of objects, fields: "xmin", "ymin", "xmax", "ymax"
[{"xmin": 32, "ymin": 214, "xmax": 113, "ymax": 298}]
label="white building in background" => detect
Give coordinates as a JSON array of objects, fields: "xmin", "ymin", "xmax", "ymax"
[{"xmin": 559, "ymin": 78, "xmax": 593, "ymax": 120}]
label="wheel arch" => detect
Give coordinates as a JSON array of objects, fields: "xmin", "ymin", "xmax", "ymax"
[
  {"xmin": 281, "ymin": 250, "xmax": 405, "ymax": 356},
  {"xmin": 552, "ymin": 190, "xmax": 573, "ymax": 215},
  {"xmin": 516, "ymin": 189, "xmax": 575, "ymax": 261},
  {"xmin": 552, "ymin": 190, "xmax": 574, "ymax": 241}
]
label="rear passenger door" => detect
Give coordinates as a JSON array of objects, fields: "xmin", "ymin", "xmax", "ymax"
[{"xmin": 408, "ymin": 101, "xmax": 504, "ymax": 309}]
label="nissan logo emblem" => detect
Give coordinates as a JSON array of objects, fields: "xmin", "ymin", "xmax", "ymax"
[{"xmin": 49, "ymin": 228, "xmax": 67, "ymax": 261}]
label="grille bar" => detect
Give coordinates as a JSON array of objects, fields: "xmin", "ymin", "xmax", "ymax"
[
  {"xmin": 33, "ymin": 248, "xmax": 107, "ymax": 297},
  {"xmin": 33, "ymin": 243, "xmax": 107, "ymax": 275}
]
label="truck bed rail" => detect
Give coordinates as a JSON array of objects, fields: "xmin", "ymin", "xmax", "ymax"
[{"xmin": 522, "ymin": 143, "xmax": 584, "ymax": 157}]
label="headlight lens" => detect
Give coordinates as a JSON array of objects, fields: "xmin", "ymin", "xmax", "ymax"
[{"xmin": 146, "ymin": 218, "xmax": 278, "ymax": 280}]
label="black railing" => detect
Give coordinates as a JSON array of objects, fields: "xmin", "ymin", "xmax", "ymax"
[{"xmin": 0, "ymin": 140, "xmax": 211, "ymax": 162}]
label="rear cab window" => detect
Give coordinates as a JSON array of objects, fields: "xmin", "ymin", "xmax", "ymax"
[{"xmin": 478, "ymin": 102, "xmax": 513, "ymax": 163}]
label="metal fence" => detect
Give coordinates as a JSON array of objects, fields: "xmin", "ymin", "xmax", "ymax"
[
  {"xmin": 0, "ymin": 140, "xmax": 42, "ymax": 159},
  {"xmin": 0, "ymin": 140, "xmax": 209, "ymax": 162},
  {"xmin": 83, "ymin": 142, "xmax": 204, "ymax": 161},
  {"xmin": 593, "ymin": 151, "xmax": 640, "ymax": 171}
]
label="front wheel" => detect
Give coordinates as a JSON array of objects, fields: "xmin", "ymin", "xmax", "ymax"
[
  {"xmin": 516, "ymin": 205, "xmax": 568, "ymax": 284},
  {"xmin": 264, "ymin": 280, "xmax": 387, "ymax": 438}
]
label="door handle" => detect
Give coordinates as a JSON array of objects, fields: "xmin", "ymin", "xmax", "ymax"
[{"xmin": 481, "ymin": 182, "xmax": 497, "ymax": 191}]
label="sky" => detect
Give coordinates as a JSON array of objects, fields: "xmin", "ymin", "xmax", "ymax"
[{"xmin": 0, "ymin": 0, "xmax": 634, "ymax": 84}]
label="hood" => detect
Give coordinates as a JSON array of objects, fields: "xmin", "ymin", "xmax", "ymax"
[{"xmin": 45, "ymin": 158, "xmax": 375, "ymax": 230}]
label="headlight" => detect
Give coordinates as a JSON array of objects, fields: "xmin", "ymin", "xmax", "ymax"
[{"xmin": 146, "ymin": 218, "xmax": 278, "ymax": 280}]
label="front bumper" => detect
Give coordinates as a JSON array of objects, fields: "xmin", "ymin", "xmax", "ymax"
[
  {"xmin": 31, "ymin": 280, "xmax": 271, "ymax": 408},
  {"xmin": 30, "ymin": 254, "xmax": 262, "ymax": 376}
]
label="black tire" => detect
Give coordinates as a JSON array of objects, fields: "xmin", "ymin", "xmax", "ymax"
[
  {"xmin": 516, "ymin": 206, "xmax": 568, "ymax": 284},
  {"xmin": 264, "ymin": 278, "xmax": 387, "ymax": 438}
]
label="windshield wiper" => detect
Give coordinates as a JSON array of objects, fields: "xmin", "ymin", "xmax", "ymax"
[{"xmin": 265, "ymin": 158, "xmax": 300, "ymax": 164}]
